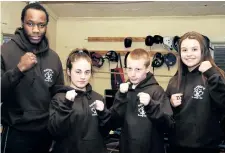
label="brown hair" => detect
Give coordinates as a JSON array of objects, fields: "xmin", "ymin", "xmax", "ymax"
[
  {"xmin": 128, "ymin": 48, "xmax": 151, "ymax": 68},
  {"xmin": 66, "ymin": 48, "xmax": 93, "ymax": 82},
  {"xmin": 176, "ymin": 31, "xmax": 225, "ymax": 90}
]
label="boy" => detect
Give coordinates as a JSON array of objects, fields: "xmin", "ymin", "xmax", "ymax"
[{"xmin": 102, "ymin": 48, "xmax": 174, "ymax": 153}]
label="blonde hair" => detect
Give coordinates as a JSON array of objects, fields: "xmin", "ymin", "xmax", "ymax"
[{"xmin": 128, "ymin": 48, "xmax": 151, "ymax": 68}]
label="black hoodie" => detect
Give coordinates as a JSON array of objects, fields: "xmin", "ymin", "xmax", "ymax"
[
  {"xmin": 166, "ymin": 66, "xmax": 225, "ymax": 149},
  {"xmin": 1, "ymin": 28, "xmax": 64, "ymax": 131},
  {"xmin": 48, "ymin": 84, "xmax": 108, "ymax": 153},
  {"xmin": 101, "ymin": 72, "xmax": 174, "ymax": 153}
]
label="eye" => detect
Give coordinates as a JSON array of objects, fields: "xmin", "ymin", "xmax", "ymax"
[
  {"xmin": 127, "ymin": 67, "xmax": 132, "ymax": 71},
  {"xmin": 38, "ymin": 24, "xmax": 46, "ymax": 28},
  {"xmin": 181, "ymin": 49, "xmax": 187, "ymax": 52},
  {"xmin": 27, "ymin": 22, "xmax": 34, "ymax": 27},
  {"xmin": 135, "ymin": 68, "xmax": 141, "ymax": 71},
  {"xmin": 85, "ymin": 71, "xmax": 91, "ymax": 75},
  {"xmin": 75, "ymin": 70, "xmax": 81, "ymax": 74},
  {"xmin": 193, "ymin": 48, "xmax": 198, "ymax": 51}
]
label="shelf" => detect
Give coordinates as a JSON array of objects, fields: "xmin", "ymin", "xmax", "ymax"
[
  {"xmin": 87, "ymin": 37, "xmax": 145, "ymax": 42},
  {"xmin": 90, "ymin": 50, "xmax": 178, "ymax": 56}
]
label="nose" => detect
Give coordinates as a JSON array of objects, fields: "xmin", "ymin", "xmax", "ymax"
[
  {"xmin": 186, "ymin": 50, "xmax": 192, "ymax": 57},
  {"xmin": 131, "ymin": 70, "xmax": 136, "ymax": 77},
  {"xmin": 80, "ymin": 73, "xmax": 86, "ymax": 79},
  {"xmin": 32, "ymin": 25, "xmax": 40, "ymax": 33}
]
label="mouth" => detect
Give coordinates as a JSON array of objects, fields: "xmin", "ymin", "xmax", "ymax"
[
  {"xmin": 130, "ymin": 79, "xmax": 137, "ymax": 82},
  {"xmin": 30, "ymin": 36, "xmax": 41, "ymax": 40},
  {"xmin": 185, "ymin": 58, "xmax": 195, "ymax": 61}
]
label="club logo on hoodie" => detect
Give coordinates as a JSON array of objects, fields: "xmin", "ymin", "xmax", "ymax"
[
  {"xmin": 89, "ymin": 102, "xmax": 97, "ymax": 116},
  {"xmin": 43, "ymin": 69, "xmax": 54, "ymax": 83},
  {"xmin": 138, "ymin": 104, "xmax": 147, "ymax": 117},
  {"xmin": 192, "ymin": 85, "xmax": 205, "ymax": 99}
]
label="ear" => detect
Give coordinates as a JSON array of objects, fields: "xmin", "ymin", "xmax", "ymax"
[
  {"xmin": 67, "ymin": 68, "xmax": 71, "ymax": 77},
  {"xmin": 145, "ymin": 65, "xmax": 151, "ymax": 73}
]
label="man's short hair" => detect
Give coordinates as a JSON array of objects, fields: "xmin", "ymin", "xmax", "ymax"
[{"xmin": 21, "ymin": 2, "xmax": 49, "ymax": 24}]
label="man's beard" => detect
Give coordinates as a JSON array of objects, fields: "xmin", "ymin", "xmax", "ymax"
[{"xmin": 22, "ymin": 28, "xmax": 46, "ymax": 45}]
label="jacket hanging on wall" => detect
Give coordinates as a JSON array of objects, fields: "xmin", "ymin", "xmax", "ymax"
[{"xmin": 110, "ymin": 53, "xmax": 125, "ymax": 90}]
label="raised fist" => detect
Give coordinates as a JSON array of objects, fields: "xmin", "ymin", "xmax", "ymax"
[
  {"xmin": 119, "ymin": 82, "xmax": 130, "ymax": 93},
  {"xmin": 170, "ymin": 93, "xmax": 183, "ymax": 107},
  {"xmin": 17, "ymin": 52, "xmax": 37, "ymax": 72},
  {"xmin": 94, "ymin": 100, "xmax": 104, "ymax": 111},
  {"xmin": 137, "ymin": 92, "xmax": 151, "ymax": 106},
  {"xmin": 199, "ymin": 61, "xmax": 212, "ymax": 73},
  {"xmin": 65, "ymin": 90, "xmax": 77, "ymax": 102}
]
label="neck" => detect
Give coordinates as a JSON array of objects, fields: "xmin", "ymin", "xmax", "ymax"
[
  {"xmin": 132, "ymin": 84, "xmax": 137, "ymax": 89},
  {"xmin": 70, "ymin": 83, "xmax": 86, "ymax": 91},
  {"xmin": 188, "ymin": 63, "xmax": 201, "ymax": 72}
]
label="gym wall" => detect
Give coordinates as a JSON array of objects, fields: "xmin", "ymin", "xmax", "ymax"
[{"xmin": 56, "ymin": 17, "xmax": 225, "ymax": 95}]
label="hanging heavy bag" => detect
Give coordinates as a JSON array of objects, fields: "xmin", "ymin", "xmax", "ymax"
[{"xmin": 110, "ymin": 53, "xmax": 125, "ymax": 90}]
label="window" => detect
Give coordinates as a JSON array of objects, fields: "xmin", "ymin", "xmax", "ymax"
[
  {"xmin": 1, "ymin": 33, "xmax": 13, "ymax": 44},
  {"xmin": 212, "ymin": 43, "xmax": 225, "ymax": 71}
]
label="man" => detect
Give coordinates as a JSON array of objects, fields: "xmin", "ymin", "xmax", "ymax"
[{"xmin": 1, "ymin": 2, "xmax": 64, "ymax": 153}]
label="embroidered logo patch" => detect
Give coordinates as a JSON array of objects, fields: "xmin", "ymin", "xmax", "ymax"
[
  {"xmin": 138, "ymin": 104, "xmax": 146, "ymax": 117},
  {"xmin": 43, "ymin": 69, "xmax": 54, "ymax": 83},
  {"xmin": 89, "ymin": 102, "xmax": 97, "ymax": 116},
  {"xmin": 192, "ymin": 85, "xmax": 205, "ymax": 99}
]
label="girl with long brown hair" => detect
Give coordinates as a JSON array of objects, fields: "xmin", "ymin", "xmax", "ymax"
[{"xmin": 166, "ymin": 31, "xmax": 225, "ymax": 153}]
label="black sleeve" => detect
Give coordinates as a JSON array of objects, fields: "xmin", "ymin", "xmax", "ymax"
[
  {"xmin": 165, "ymin": 76, "xmax": 180, "ymax": 113},
  {"xmin": 97, "ymin": 91, "xmax": 128, "ymax": 135},
  {"xmin": 144, "ymin": 86, "xmax": 175, "ymax": 131},
  {"xmin": 110, "ymin": 91, "xmax": 128, "ymax": 129},
  {"xmin": 55, "ymin": 56, "xmax": 64, "ymax": 85},
  {"xmin": 203, "ymin": 67, "xmax": 225, "ymax": 112},
  {"xmin": 1, "ymin": 55, "xmax": 24, "ymax": 102},
  {"xmin": 48, "ymin": 94, "xmax": 74, "ymax": 138},
  {"xmin": 97, "ymin": 106, "xmax": 111, "ymax": 138}
]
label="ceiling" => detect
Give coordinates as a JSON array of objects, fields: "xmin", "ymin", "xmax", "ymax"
[{"xmin": 41, "ymin": 1, "xmax": 225, "ymax": 18}]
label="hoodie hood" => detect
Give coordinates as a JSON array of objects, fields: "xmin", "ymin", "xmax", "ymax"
[
  {"xmin": 129, "ymin": 72, "xmax": 159, "ymax": 89},
  {"xmin": 12, "ymin": 27, "xmax": 49, "ymax": 54}
]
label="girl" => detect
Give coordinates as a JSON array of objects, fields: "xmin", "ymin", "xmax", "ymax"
[
  {"xmin": 166, "ymin": 31, "xmax": 225, "ymax": 153},
  {"xmin": 48, "ymin": 49, "xmax": 108, "ymax": 153}
]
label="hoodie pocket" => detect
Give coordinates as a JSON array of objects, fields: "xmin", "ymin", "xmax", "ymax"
[
  {"xmin": 20, "ymin": 110, "xmax": 48, "ymax": 123},
  {"xmin": 78, "ymin": 139, "xmax": 106, "ymax": 153},
  {"xmin": 8, "ymin": 109, "xmax": 24, "ymax": 124},
  {"xmin": 122, "ymin": 138, "xmax": 148, "ymax": 153},
  {"xmin": 170, "ymin": 120, "xmax": 196, "ymax": 145},
  {"xmin": 125, "ymin": 113, "xmax": 151, "ymax": 140}
]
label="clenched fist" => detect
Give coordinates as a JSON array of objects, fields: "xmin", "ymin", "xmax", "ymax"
[
  {"xmin": 199, "ymin": 61, "xmax": 212, "ymax": 73},
  {"xmin": 119, "ymin": 82, "xmax": 130, "ymax": 93},
  {"xmin": 94, "ymin": 100, "xmax": 104, "ymax": 111},
  {"xmin": 17, "ymin": 52, "xmax": 37, "ymax": 72},
  {"xmin": 65, "ymin": 90, "xmax": 77, "ymax": 102},
  {"xmin": 137, "ymin": 92, "xmax": 151, "ymax": 106},
  {"xmin": 170, "ymin": 93, "xmax": 183, "ymax": 107}
]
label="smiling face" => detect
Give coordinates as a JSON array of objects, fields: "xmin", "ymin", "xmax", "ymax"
[
  {"xmin": 22, "ymin": 8, "xmax": 47, "ymax": 44},
  {"xmin": 180, "ymin": 38, "xmax": 202, "ymax": 72},
  {"xmin": 67, "ymin": 58, "xmax": 91, "ymax": 91}
]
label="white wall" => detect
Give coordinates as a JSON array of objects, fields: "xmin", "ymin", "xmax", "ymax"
[
  {"xmin": 1, "ymin": 1, "xmax": 26, "ymax": 34},
  {"xmin": 56, "ymin": 16, "xmax": 225, "ymax": 95}
]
